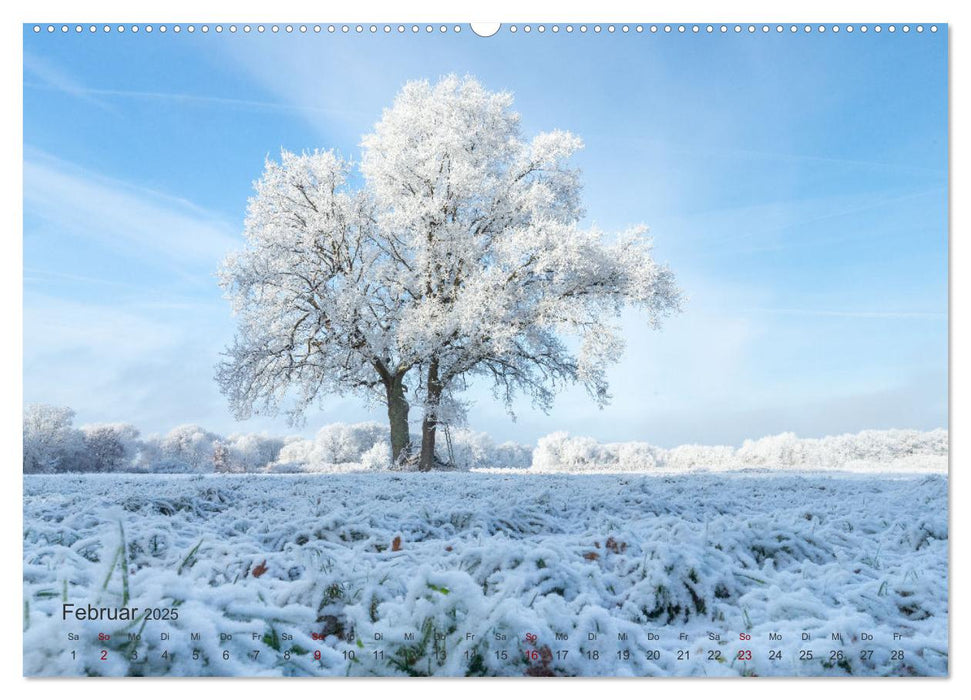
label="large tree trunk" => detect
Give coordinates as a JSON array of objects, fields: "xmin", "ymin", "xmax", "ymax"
[
  {"xmin": 418, "ymin": 359, "xmax": 443, "ymax": 472},
  {"xmin": 385, "ymin": 373, "xmax": 411, "ymax": 466}
]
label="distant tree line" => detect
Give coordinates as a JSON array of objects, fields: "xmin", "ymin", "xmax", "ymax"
[
  {"xmin": 22, "ymin": 404, "xmax": 947, "ymax": 475},
  {"xmin": 22, "ymin": 404, "xmax": 285, "ymax": 475},
  {"xmin": 530, "ymin": 429, "xmax": 948, "ymax": 473},
  {"xmin": 21, "ymin": 404, "xmax": 532, "ymax": 474}
]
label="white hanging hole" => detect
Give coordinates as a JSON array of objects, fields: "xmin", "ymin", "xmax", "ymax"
[{"xmin": 470, "ymin": 23, "xmax": 500, "ymax": 37}]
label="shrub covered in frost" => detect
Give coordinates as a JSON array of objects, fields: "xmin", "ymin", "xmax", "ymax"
[
  {"xmin": 79, "ymin": 423, "xmax": 141, "ymax": 472},
  {"xmin": 443, "ymin": 429, "xmax": 532, "ymax": 470},
  {"xmin": 275, "ymin": 437, "xmax": 314, "ymax": 466},
  {"xmin": 532, "ymin": 431, "xmax": 615, "ymax": 472},
  {"xmin": 269, "ymin": 423, "xmax": 387, "ymax": 472},
  {"xmin": 664, "ymin": 444, "xmax": 739, "ymax": 472},
  {"xmin": 613, "ymin": 441, "xmax": 660, "ymax": 470},
  {"xmin": 313, "ymin": 422, "xmax": 386, "ymax": 463},
  {"xmin": 361, "ymin": 441, "xmax": 392, "ymax": 471},
  {"xmin": 157, "ymin": 424, "xmax": 221, "ymax": 473},
  {"xmin": 224, "ymin": 433, "xmax": 285, "ymax": 473},
  {"xmin": 23, "ymin": 404, "xmax": 86, "ymax": 473}
]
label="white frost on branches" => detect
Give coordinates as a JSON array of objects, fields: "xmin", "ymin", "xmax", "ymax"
[
  {"xmin": 216, "ymin": 76, "xmax": 683, "ymax": 465},
  {"xmin": 23, "ymin": 404, "xmax": 85, "ymax": 473}
]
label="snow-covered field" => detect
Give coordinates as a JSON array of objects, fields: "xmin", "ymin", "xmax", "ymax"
[{"xmin": 23, "ymin": 472, "xmax": 948, "ymax": 677}]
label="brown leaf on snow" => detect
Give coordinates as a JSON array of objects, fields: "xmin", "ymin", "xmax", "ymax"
[
  {"xmin": 251, "ymin": 560, "xmax": 268, "ymax": 578},
  {"xmin": 583, "ymin": 551, "xmax": 599, "ymax": 561},
  {"xmin": 524, "ymin": 645, "xmax": 556, "ymax": 677},
  {"xmin": 605, "ymin": 536, "xmax": 627, "ymax": 554},
  {"xmin": 391, "ymin": 535, "xmax": 402, "ymax": 552}
]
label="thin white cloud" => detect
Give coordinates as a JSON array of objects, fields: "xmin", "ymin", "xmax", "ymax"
[
  {"xmin": 23, "ymin": 82, "xmax": 358, "ymax": 117},
  {"xmin": 639, "ymin": 187, "xmax": 946, "ymax": 265},
  {"xmin": 23, "ymin": 51, "xmax": 111, "ymax": 109},
  {"xmin": 23, "ymin": 50, "xmax": 366, "ymax": 120},
  {"xmin": 24, "ymin": 295, "xmax": 201, "ymax": 431},
  {"xmin": 743, "ymin": 307, "xmax": 946, "ymax": 320},
  {"xmin": 218, "ymin": 39, "xmax": 389, "ymax": 137},
  {"xmin": 617, "ymin": 136, "xmax": 946, "ymax": 178},
  {"xmin": 25, "ymin": 295, "xmax": 182, "ymax": 362},
  {"xmin": 24, "ymin": 151, "xmax": 238, "ymax": 268},
  {"xmin": 684, "ymin": 189, "xmax": 942, "ymax": 249}
]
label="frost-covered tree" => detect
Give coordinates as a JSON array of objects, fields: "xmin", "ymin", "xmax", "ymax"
[
  {"xmin": 80, "ymin": 423, "xmax": 140, "ymax": 472},
  {"xmin": 212, "ymin": 440, "xmax": 232, "ymax": 473},
  {"xmin": 158, "ymin": 424, "xmax": 220, "ymax": 473},
  {"xmin": 312, "ymin": 422, "xmax": 387, "ymax": 464},
  {"xmin": 218, "ymin": 75, "xmax": 682, "ymax": 471},
  {"xmin": 23, "ymin": 404, "xmax": 86, "ymax": 473},
  {"xmin": 225, "ymin": 433, "xmax": 285, "ymax": 473},
  {"xmin": 446, "ymin": 429, "xmax": 533, "ymax": 470},
  {"xmin": 271, "ymin": 422, "xmax": 386, "ymax": 470}
]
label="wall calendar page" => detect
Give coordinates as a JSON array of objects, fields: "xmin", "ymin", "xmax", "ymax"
[{"xmin": 20, "ymin": 17, "xmax": 949, "ymax": 680}]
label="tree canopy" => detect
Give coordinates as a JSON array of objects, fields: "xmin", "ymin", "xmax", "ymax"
[{"xmin": 217, "ymin": 75, "xmax": 683, "ymax": 470}]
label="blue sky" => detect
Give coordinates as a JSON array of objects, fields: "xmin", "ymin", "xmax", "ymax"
[{"xmin": 23, "ymin": 25, "xmax": 948, "ymax": 446}]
